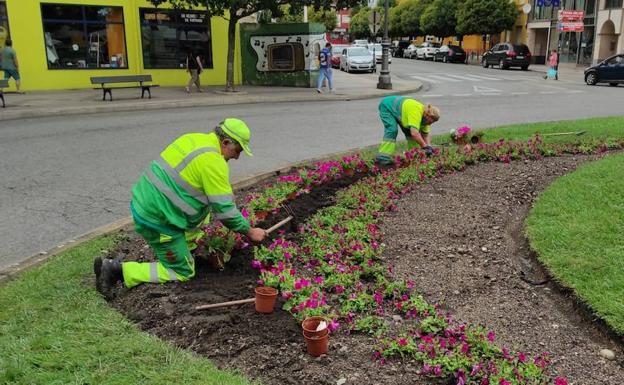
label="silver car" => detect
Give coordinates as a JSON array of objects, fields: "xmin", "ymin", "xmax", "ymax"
[
  {"xmin": 367, "ymin": 43, "xmax": 392, "ymax": 64},
  {"xmin": 340, "ymin": 47, "xmax": 375, "ymax": 73},
  {"xmin": 403, "ymin": 44, "xmax": 418, "ymax": 59}
]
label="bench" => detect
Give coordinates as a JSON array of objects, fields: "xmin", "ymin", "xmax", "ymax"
[
  {"xmin": 90, "ymin": 75, "xmax": 159, "ymax": 101},
  {"xmin": 0, "ymin": 79, "xmax": 7, "ymax": 108}
]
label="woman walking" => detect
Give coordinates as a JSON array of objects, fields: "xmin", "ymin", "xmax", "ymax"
[
  {"xmin": 186, "ymin": 50, "xmax": 203, "ymax": 93},
  {"xmin": 544, "ymin": 49, "xmax": 559, "ymax": 80}
]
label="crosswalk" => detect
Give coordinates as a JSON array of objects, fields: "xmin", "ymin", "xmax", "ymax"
[{"xmin": 408, "ymin": 73, "xmax": 536, "ymax": 83}]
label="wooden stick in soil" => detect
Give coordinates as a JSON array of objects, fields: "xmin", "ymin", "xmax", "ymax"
[
  {"xmin": 542, "ymin": 130, "xmax": 586, "ymax": 137},
  {"xmin": 266, "ymin": 216, "xmax": 293, "ymax": 234},
  {"xmin": 194, "ymin": 298, "xmax": 255, "ymax": 311}
]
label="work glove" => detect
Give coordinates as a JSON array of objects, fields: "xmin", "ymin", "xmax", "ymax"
[{"xmin": 422, "ymin": 145, "xmax": 435, "ymax": 157}]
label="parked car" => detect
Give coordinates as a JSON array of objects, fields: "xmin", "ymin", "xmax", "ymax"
[
  {"xmin": 330, "ymin": 45, "xmax": 349, "ymax": 69},
  {"xmin": 367, "ymin": 43, "xmax": 392, "ymax": 64},
  {"xmin": 416, "ymin": 42, "xmax": 440, "ymax": 60},
  {"xmin": 353, "ymin": 39, "xmax": 369, "ymax": 47},
  {"xmin": 403, "ymin": 44, "xmax": 419, "ymax": 59},
  {"xmin": 482, "ymin": 43, "xmax": 531, "ymax": 70},
  {"xmin": 585, "ymin": 54, "xmax": 624, "ymax": 86},
  {"xmin": 340, "ymin": 46, "xmax": 375, "ymax": 73},
  {"xmin": 434, "ymin": 45, "xmax": 467, "ymax": 63},
  {"xmin": 392, "ymin": 41, "xmax": 411, "ymax": 57}
]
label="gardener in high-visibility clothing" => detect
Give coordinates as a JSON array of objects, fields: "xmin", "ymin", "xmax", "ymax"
[
  {"xmin": 375, "ymin": 96, "xmax": 440, "ymax": 165},
  {"xmin": 94, "ymin": 118, "xmax": 268, "ymax": 298}
]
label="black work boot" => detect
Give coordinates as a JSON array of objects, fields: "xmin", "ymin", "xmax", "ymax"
[{"xmin": 94, "ymin": 257, "xmax": 122, "ymax": 299}]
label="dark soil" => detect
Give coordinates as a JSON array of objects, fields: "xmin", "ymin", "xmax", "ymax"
[{"xmin": 109, "ymin": 154, "xmax": 623, "ymax": 385}]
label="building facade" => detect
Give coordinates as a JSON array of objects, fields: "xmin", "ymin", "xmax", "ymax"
[
  {"xmin": 527, "ymin": 0, "xmax": 623, "ymax": 66},
  {"xmin": 0, "ymin": 0, "xmax": 241, "ymax": 91}
]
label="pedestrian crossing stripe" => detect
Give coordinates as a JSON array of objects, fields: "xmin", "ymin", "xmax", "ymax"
[
  {"xmin": 473, "ymin": 85, "xmax": 502, "ymax": 93},
  {"xmin": 408, "ymin": 73, "xmax": 536, "ymax": 83}
]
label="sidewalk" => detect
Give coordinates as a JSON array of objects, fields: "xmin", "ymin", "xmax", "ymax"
[{"xmin": 0, "ymin": 71, "xmax": 422, "ymax": 122}]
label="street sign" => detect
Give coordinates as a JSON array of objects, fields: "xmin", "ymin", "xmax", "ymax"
[
  {"xmin": 558, "ymin": 10, "xmax": 584, "ymax": 21},
  {"xmin": 368, "ymin": 10, "xmax": 381, "ymax": 35},
  {"xmin": 557, "ymin": 22, "xmax": 584, "ymax": 32}
]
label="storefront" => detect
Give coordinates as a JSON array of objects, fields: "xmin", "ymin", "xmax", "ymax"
[
  {"xmin": 1, "ymin": 0, "xmax": 240, "ymax": 91},
  {"xmin": 527, "ymin": 0, "xmax": 598, "ymax": 66}
]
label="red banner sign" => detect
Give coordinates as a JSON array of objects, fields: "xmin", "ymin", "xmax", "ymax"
[
  {"xmin": 558, "ymin": 10, "xmax": 585, "ymax": 21},
  {"xmin": 557, "ymin": 21, "xmax": 585, "ymax": 32}
]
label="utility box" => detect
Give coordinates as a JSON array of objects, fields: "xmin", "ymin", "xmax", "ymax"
[{"xmin": 239, "ymin": 22, "xmax": 327, "ymax": 87}]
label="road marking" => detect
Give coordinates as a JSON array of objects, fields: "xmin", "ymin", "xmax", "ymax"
[
  {"xmin": 480, "ymin": 93, "xmax": 502, "ymax": 96},
  {"xmin": 452, "ymin": 93, "xmax": 473, "ymax": 97},
  {"xmin": 421, "ymin": 94, "xmax": 444, "ymax": 98},
  {"xmin": 446, "ymin": 74, "xmax": 488, "ymax": 81},
  {"xmin": 429, "ymin": 74, "xmax": 461, "ymax": 82},
  {"xmin": 539, "ymin": 91, "xmax": 557, "ymax": 94},
  {"xmin": 511, "ymin": 92, "xmax": 530, "ymax": 95},
  {"xmin": 473, "ymin": 85, "xmax": 502, "ymax": 93},
  {"xmin": 461, "ymin": 74, "xmax": 502, "ymax": 81},
  {"xmin": 408, "ymin": 75, "xmax": 441, "ymax": 83},
  {"xmin": 565, "ymin": 90, "xmax": 584, "ymax": 93}
]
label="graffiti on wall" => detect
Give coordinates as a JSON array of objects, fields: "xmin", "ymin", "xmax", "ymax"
[{"xmin": 250, "ymin": 33, "xmax": 326, "ymax": 72}]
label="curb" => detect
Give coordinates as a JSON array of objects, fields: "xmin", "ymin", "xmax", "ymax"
[
  {"xmin": 0, "ymin": 145, "xmax": 368, "ymax": 284},
  {"xmin": 0, "ymin": 84, "xmax": 422, "ymax": 122}
]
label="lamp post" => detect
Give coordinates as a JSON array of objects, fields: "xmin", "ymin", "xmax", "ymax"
[{"xmin": 377, "ymin": 0, "xmax": 392, "ymax": 89}]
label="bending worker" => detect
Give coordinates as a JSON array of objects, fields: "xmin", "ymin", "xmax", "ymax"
[
  {"xmin": 375, "ymin": 95, "xmax": 440, "ymax": 165},
  {"xmin": 94, "ymin": 118, "xmax": 267, "ymax": 298}
]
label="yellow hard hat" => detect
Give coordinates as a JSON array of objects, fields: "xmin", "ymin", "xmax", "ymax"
[{"xmin": 220, "ymin": 118, "xmax": 253, "ymax": 156}]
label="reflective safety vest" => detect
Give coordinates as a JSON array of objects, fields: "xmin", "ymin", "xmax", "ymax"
[
  {"xmin": 384, "ymin": 95, "xmax": 428, "ymax": 132},
  {"xmin": 131, "ymin": 132, "xmax": 250, "ymax": 234}
]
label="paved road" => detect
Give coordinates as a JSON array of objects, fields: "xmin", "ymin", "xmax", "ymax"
[{"xmin": 1, "ymin": 59, "xmax": 622, "ymax": 269}]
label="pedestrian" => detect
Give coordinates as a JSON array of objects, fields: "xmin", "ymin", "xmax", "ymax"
[
  {"xmin": 375, "ymin": 96, "xmax": 440, "ymax": 165},
  {"xmin": 544, "ymin": 49, "xmax": 559, "ymax": 80},
  {"xmin": 94, "ymin": 118, "xmax": 268, "ymax": 298},
  {"xmin": 316, "ymin": 42, "xmax": 334, "ymax": 93},
  {"xmin": 185, "ymin": 50, "xmax": 203, "ymax": 93},
  {"xmin": 1, "ymin": 39, "xmax": 21, "ymax": 93}
]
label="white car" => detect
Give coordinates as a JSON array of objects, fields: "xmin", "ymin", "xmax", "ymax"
[
  {"xmin": 353, "ymin": 39, "xmax": 369, "ymax": 47},
  {"xmin": 367, "ymin": 43, "xmax": 392, "ymax": 64},
  {"xmin": 403, "ymin": 44, "xmax": 418, "ymax": 59},
  {"xmin": 416, "ymin": 42, "xmax": 440, "ymax": 60},
  {"xmin": 340, "ymin": 46, "xmax": 375, "ymax": 73}
]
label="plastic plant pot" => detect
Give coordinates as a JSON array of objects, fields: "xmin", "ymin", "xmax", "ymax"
[
  {"xmin": 255, "ymin": 286, "xmax": 278, "ymax": 314},
  {"xmin": 301, "ymin": 316, "xmax": 329, "ymax": 338},
  {"xmin": 303, "ymin": 331, "xmax": 329, "ymax": 357}
]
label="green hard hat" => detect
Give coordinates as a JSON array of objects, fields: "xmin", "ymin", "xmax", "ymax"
[{"xmin": 220, "ymin": 118, "xmax": 253, "ymax": 156}]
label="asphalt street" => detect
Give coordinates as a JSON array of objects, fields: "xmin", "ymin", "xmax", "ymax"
[{"xmin": 1, "ymin": 57, "xmax": 622, "ymax": 269}]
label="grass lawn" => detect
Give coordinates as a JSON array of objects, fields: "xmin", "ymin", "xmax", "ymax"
[
  {"xmin": 526, "ymin": 152, "xmax": 624, "ymax": 334},
  {"xmin": 1, "ymin": 116, "xmax": 623, "ymax": 384}
]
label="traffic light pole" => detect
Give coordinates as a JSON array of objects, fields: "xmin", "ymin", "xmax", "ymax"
[{"xmin": 377, "ymin": 0, "xmax": 392, "ymax": 89}]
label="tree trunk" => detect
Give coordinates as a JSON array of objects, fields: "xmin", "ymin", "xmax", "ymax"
[{"xmin": 225, "ymin": 14, "xmax": 237, "ymax": 92}]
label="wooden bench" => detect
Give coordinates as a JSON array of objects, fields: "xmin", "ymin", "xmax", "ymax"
[
  {"xmin": 90, "ymin": 75, "xmax": 159, "ymax": 101},
  {"xmin": 0, "ymin": 79, "xmax": 7, "ymax": 108}
]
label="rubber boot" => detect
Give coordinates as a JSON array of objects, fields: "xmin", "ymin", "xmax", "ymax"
[{"xmin": 94, "ymin": 257, "xmax": 122, "ymax": 299}]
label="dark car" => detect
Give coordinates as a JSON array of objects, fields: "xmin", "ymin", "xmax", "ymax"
[
  {"xmin": 482, "ymin": 43, "xmax": 531, "ymax": 70},
  {"xmin": 584, "ymin": 54, "xmax": 624, "ymax": 86},
  {"xmin": 434, "ymin": 45, "xmax": 467, "ymax": 63},
  {"xmin": 392, "ymin": 41, "xmax": 411, "ymax": 58}
]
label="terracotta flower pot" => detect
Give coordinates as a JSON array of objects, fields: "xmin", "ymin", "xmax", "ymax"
[
  {"xmin": 343, "ymin": 168, "xmax": 355, "ymax": 176},
  {"xmin": 255, "ymin": 210, "xmax": 269, "ymax": 222},
  {"xmin": 287, "ymin": 192, "xmax": 298, "ymax": 201},
  {"xmin": 255, "ymin": 286, "xmax": 278, "ymax": 314},
  {"xmin": 303, "ymin": 331, "xmax": 329, "ymax": 357},
  {"xmin": 301, "ymin": 316, "xmax": 328, "ymax": 338}
]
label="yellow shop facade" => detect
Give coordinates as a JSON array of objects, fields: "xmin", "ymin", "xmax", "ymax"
[{"xmin": 0, "ymin": 0, "xmax": 240, "ymax": 91}]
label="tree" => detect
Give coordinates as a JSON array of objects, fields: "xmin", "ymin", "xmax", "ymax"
[
  {"xmin": 349, "ymin": 7, "xmax": 372, "ymax": 39},
  {"xmin": 456, "ymin": 0, "xmax": 517, "ymax": 48},
  {"xmin": 420, "ymin": 0, "xmax": 460, "ymax": 39},
  {"xmin": 389, "ymin": 0, "xmax": 432, "ymax": 39},
  {"xmin": 150, "ymin": 0, "xmax": 365, "ymax": 91}
]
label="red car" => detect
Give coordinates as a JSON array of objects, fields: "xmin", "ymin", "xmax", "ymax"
[{"xmin": 330, "ymin": 45, "xmax": 349, "ymax": 69}]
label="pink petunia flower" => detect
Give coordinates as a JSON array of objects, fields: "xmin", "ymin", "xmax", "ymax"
[
  {"xmin": 398, "ymin": 338, "xmax": 408, "ymax": 346},
  {"xmin": 554, "ymin": 377, "xmax": 568, "ymax": 385},
  {"xmin": 251, "ymin": 260, "xmax": 262, "ymax": 269},
  {"xmin": 487, "ymin": 331, "xmax": 496, "ymax": 342}
]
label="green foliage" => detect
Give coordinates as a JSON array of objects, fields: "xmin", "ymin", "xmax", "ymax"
[
  {"xmin": 456, "ymin": 0, "xmax": 518, "ymax": 36},
  {"xmin": 390, "ymin": 0, "xmax": 432, "ymax": 37},
  {"xmin": 420, "ymin": 0, "xmax": 460, "ymax": 38},
  {"xmin": 350, "ymin": 7, "xmax": 373, "ymax": 39}
]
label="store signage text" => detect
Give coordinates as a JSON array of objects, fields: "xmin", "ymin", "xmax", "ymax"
[
  {"xmin": 536, "ymin": 0, "xmax": 561, "ymax": 6},
  {"xmin": 558, "ymin": 10, "xmax": 584, "ymax": 21}
]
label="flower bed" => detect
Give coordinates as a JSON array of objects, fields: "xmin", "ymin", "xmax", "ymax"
[{"xmin": 112, "ymin": 135, "xmax": 624, "ymax": 385}]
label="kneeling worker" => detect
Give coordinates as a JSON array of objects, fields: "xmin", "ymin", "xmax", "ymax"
[
  {"xmin": 375, "ymin": 96, "xmax": 440, "ymax": 165},
  {"xmin": 95, "ymin": 118, "xmax": 268, "ymax": 298}
]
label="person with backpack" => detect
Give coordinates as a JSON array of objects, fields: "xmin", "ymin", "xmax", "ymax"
[{"xmin": 316, "ymin": 42, "xmax": 334, "ymax": 94}]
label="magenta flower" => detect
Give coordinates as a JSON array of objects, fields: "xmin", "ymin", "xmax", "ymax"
[
  {"xmin": 373, "ymin": 291, "xmax": 383, "ymax": 304},
  {"xmin": 487, "ymin": 331, "xmax": 496, "ymax": 342},
  {"xmin": 281, "ymin": 291, "xmax": 293, "ymax": 300},
  {"xmin": 241, "ymin": 208, "xmax": 249, "ymax": 219},
  {"xmin": 251, "ymin": 260, "xmax": 262, "ymax": 269},
  {"xmin": 433, "ymin": 365, "xmax": 442, "ymax": 376},
  {"xmin": 294, "ymin": 278, "xmax": 310, "ymax": 290},
  {"xmin": 499, "ymin": 379, "xmax": 511, "ymax": 385},
  {"xmin": 313, "ymin": 276, "xmax": 324, "ymax": 285},
  {"xmin": 554, "ymin": 377, "xmax": 568, "ymax": 385},
  {"xmin": 328, "ymin": 319, "xmax": 340, "ymax": 332},
  {"xmin": 398, "ymin": 338, "xmax": 408, "ymax": 346},
  {"xmin": 461, "ymin": 342, "xmax": 470, "ymax": 354},
  {"xmin": 518, "ymin": 351, "xmax": 527, "ymax": 363},
  {"xmin": 334, "ymin": 285, "xmax": 345, "ymax": 294}
]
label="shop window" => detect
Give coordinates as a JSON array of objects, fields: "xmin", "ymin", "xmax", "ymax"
[
  {"xmin": 41, "ymin": 4, "xmax": 127, "ymax": 69},
  {"xmin": 267, "ymin": 43, "xmax": 304, "ymax": 71},
  {"xmin": 140, "ymin": 9, "xmax": 212, "ymax": 70},
  {"xmin": 605, "ymin": 0, "xmax": 622, "ymax": 8},
  {"xmin": 0, "ymin": 0, "xmax": 9, "ymax": 50}
]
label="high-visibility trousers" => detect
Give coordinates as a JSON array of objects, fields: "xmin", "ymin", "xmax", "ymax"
[
  {"xmin": 376, "ymin": 99, "xmax": 418, "ymax": 164},
  {"xmin": 121, "ymin": 216, "xmax": 202, "ymax": 288}
]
